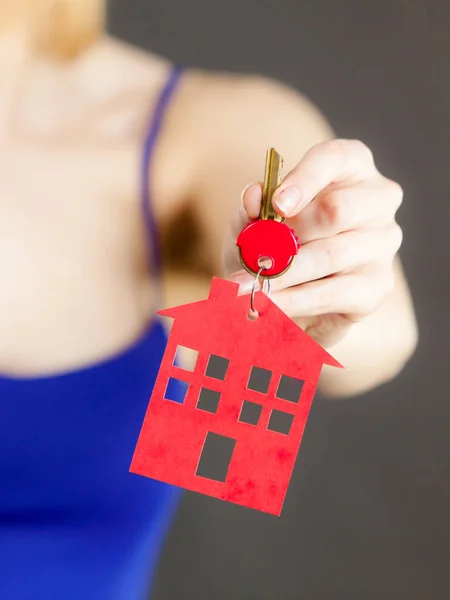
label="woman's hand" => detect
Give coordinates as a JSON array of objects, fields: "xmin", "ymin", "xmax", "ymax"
[{"xmin": 225, "ymin": 139, "xmax": 404, "ymax": 349}]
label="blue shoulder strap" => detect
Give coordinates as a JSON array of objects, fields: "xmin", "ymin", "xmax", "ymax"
[{"xmin": 140, "ymin": 64, "xmax": 184, "ymax": 279}]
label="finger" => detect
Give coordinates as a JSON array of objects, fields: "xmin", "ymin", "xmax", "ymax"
[
  {"xmin": 230, "ymin": 223, "xmax": 403, "ymax": 294},
  {"xmin": 224, "ymin": 182, "xmax": 263, "ymax": 275},
  {"xmin": 271, "ymin": 225, "xmax": 402, "ymax": 292},
  {"xmin": 290, "ymin": 178, "xmax": 403, "ymax": 243},
  {"xmin": 229, "ymin": 224, "xmax": 402, "ymax": 294},
  {"xmin": 272, "ymin": 139, "xmax": 378, "ymax": 218},
  {"xmin": 227, "ymin": 182, "xmax": 263, "ymax": 241},
  {"xmin": 271, "ymin": 268, "xmax": 396, "ymax": 320},
  {"xmin": 241, "ymin": 181, "xmax": 263, "ymax": 221}
]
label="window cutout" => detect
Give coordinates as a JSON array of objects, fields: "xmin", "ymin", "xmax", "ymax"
[
  {"xmin": 205, "ymin": 354, "xmax": 229, "ymax": 381},
  {"xmin": 164, "ymin": 377, "xmax": 188, "ymax": 404},
  {"xmin": 239, "ymin": 400, "xmax": 263, "ymax": 425},
  {"xmin": 196, "ymin": 432, "xmax": 236, "ymax": 482},
  {"xmin": 247, "ymin": 366, "xmax": 272, "ymax": 394},
  {"xmin": 173, "ymin": 345, "xmax": 198, "ymax": 371},
  {"xmin": 276, "ymin": 375, "xmax": 304, "ymax": 403},
  {"xmin": 267, "ymin": 409, "xmax": 294, "ymax": 435},
  {"xmin": 196, "ymin": 388, "xmax": 221, "ymax": 414}
]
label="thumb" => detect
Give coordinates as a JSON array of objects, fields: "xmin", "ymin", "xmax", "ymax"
[
  {"xmin": 244, "ymin": 180, "xmax": 303, "ymax": 222},
  {"xmin": 272, "ymin": 184, "xmax": 304, "ymax": 219}
]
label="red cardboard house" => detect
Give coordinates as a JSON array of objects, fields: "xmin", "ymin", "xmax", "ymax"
[{"xmin": 130, "ymin": 277, "xmax": 343, "ymax": 515}]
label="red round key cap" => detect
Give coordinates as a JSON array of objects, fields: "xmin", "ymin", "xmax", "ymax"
[{"xmin": 237, "ymin": 219, "xmax": 300, "ymax": 278}]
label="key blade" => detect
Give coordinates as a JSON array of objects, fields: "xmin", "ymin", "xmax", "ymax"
[{"xmin": 259, "ymin": 148, "xmax": 284, "ymax": 222}]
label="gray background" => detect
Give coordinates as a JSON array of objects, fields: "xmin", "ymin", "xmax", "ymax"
[{"xmin": 109, "ymin": 2, "xmax": 449, "ymax": 598}]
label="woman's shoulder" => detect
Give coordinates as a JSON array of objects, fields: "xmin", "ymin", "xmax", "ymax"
[
  {"xmin": 98, "ymin": 39, "xmax": 334, "ymax": 220},
  {"xmin": 97, "ymin": 37, "xmax": 331, "ymax": 156},
  {"xmin": 153, "ymin": 61, "xmax": 334, "ymax": 182}
]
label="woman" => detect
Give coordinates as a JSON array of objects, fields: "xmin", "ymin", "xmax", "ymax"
[{"xmin": 0, "ymin": 1, "xmax": 418, "ymax": 598}]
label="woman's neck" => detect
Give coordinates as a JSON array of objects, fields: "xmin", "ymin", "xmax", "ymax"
[{"xmin": 0, "ymin": 0, "xmax": 105, "ymax": 60}]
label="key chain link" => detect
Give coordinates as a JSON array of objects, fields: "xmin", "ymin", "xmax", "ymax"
[{"xmin": 250, "ymin": 265, "xmax": 272, "ymax": 315}]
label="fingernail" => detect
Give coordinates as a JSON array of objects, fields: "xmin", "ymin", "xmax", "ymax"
[
  {"xmin": 274, "ymin": 185, "xmax": 301, "ymax": 216},
  {"xmin": 229, "ymin": 270, "xmax": 254, "ymax": 294}
]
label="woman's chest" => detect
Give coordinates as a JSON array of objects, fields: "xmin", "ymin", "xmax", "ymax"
[{"xmin": 0, "ymin": 133, "xmax": 154, "ymax": 376}]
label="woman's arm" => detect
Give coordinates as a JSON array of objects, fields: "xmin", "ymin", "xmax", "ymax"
[
  {"xmin": 182, "ymin": 72, "xmax": 418, "ymax": 398},
  {"xmin": 316, "ymin": 255, "xmax": 418, "ymax": 398}
]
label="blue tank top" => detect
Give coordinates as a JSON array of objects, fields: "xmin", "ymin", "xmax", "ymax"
[{"xmin": 0, "ymin": 65, "xmax": 185, "ymax": 600}]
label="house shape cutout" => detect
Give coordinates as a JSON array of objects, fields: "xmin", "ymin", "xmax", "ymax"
[{"xmin": 130, "ymin": 277, "xmax": 343, "ymax": 515}]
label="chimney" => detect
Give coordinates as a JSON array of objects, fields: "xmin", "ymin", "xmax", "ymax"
[{"xmin": 208, "ymin": 278, "xmax": 239, "ymax": 300}]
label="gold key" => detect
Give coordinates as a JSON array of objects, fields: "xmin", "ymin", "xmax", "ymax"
[
  {"xmin": 236, "ymin": 147, "xmax": 300, "ymax": 278},
  {"xmin": 259, "ymin": 148, "xmax": 284, "ymax": 222}
]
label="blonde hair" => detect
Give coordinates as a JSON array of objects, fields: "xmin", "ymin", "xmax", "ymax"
[{"xmin": 34, "ymin": 0, "xmax": 106, "ymax": 60}]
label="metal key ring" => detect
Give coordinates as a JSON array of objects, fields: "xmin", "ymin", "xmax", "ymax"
[{"xmin": 250, "ymin": 267, "xmax": 272, "ymax": 314}]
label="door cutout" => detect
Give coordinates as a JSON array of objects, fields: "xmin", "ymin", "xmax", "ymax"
[{"xmin": 196, "ymin": 432, "xmax": 236, "ymax": 482}]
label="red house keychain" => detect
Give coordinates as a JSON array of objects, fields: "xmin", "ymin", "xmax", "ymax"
[{"xmin": 130, "ymin": 148, "xmax": 343, "ymax": 516}]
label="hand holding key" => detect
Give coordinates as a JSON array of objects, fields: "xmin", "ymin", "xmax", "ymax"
[{"xmin": 227, "ymin": 139, "xmax": 403, "ymax": 348}]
